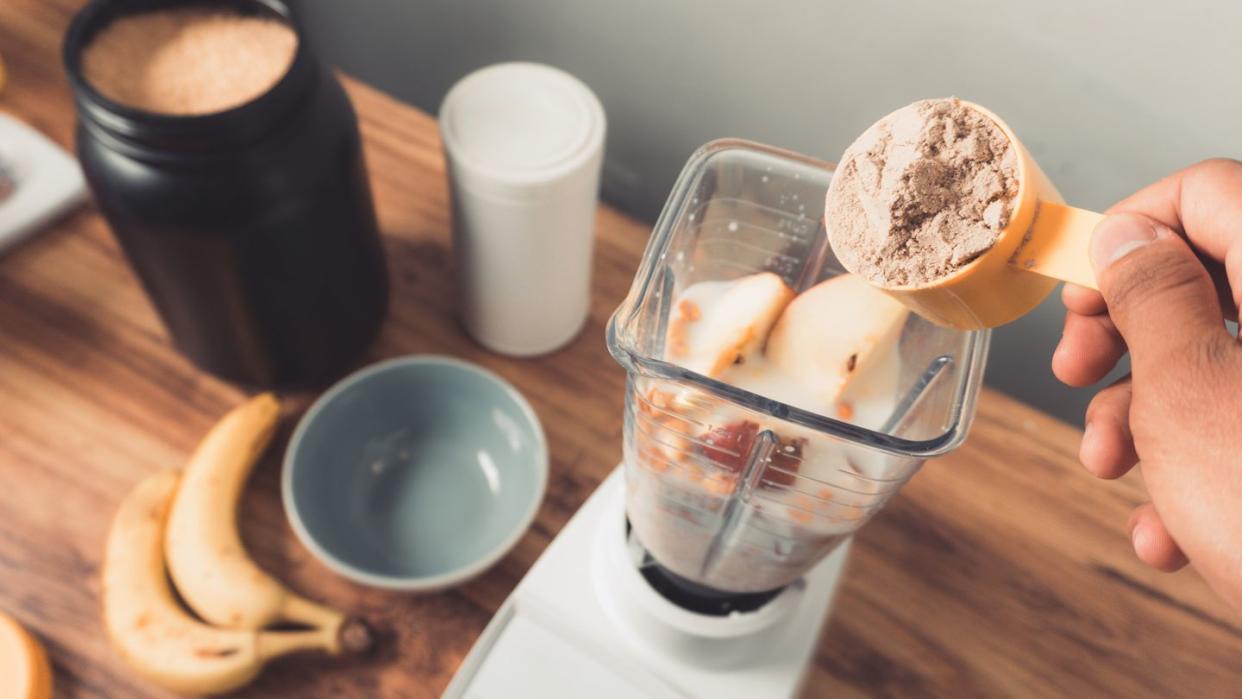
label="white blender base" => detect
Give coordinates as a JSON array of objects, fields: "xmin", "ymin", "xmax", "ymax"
[{"xmin": 444, "ymin": 467, "xmax": 850, "ymax": 698}]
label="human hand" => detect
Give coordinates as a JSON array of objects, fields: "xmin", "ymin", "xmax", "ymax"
[{"xmin": 1051, "ymin": 158, "xmax": 1242, "ymax": 613}]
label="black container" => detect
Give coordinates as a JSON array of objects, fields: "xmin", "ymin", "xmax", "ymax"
[{"xmin": 63, "ymin": 0, "xmax": 389, "ymax": 389}]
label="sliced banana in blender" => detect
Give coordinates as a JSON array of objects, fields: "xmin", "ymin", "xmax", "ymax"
[
  {"xmin": 666, "ymin": 272, "xmax": 795, "ymax": 378},
  {"xmin": 766, "ymin": 274, "xmax": 908, "ymax": 405}
]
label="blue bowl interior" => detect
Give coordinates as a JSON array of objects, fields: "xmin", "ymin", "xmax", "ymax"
[{"xmin": 288, "ymin": 359, "xmax": 545, "ymax": 581}]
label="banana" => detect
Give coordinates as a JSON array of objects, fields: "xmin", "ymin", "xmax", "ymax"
[
  {"xmin": 165, "ymin": 393, "xmax": 344, "ymax": 631},
  {"xmin": 766, "ymin": 274, "xmax": 909, "ymax": 404},
  {"xmin": 104, "ymin": 470, "xmax": 365, "ymax": 695},
  {"xmin": 0, "ymin": 609, "xmax": 53, "ymax": 699},
  {"xmin": 669, "ymin": 272, "xmax": 796, "ymax": 377}
]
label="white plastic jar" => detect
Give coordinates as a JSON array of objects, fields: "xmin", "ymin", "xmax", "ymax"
[{"xmin": 439, "ymin": 62, "xmax": 606, "ymax": 356}]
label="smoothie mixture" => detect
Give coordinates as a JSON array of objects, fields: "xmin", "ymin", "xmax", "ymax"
[
  {"xmin": 627, "ymin": 98, "xmax": 1014, "ymax": 593},
  {"xmin": 627, "ymin": 271, "xmax": 911, "ymax": 592}
]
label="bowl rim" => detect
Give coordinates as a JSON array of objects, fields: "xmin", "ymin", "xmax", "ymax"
[{"xmin": 281, "ymin": 354, "xmax": 549, "ymax": 591}]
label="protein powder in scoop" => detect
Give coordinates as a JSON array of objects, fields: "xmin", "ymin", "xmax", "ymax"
[
  {"xmin": 827, "ymin": 98, "xmax": 1018, "ymax": 287},
  {"xmin": 81, "ymin": 7, "xmax": 297, "ymax": 115}
]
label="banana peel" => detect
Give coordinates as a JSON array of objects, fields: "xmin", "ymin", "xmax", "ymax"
[
  {"xmin": 103, "ymin": 394, "xmax": 372, "ymax": 695},
  {"xmin": 165, "ymin": 393, "xmax": 344, "ymax": 631},
  {"xmin": 104, "ymin": 470, "xmax": 371, "ymax": 695}
]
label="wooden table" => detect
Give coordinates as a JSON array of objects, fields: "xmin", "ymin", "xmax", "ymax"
[{"xmin": 2, "ymin": 2, "xmax": 1240, "ymax": 697}]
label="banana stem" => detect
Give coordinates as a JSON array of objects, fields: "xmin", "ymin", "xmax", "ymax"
[
  {"xmin": 253, "ymin": 626, "xmax": 338, "ymax": 661},
  {"xmin": 280, "ymin": 595, "xmax": 345, "ymax": 633}
]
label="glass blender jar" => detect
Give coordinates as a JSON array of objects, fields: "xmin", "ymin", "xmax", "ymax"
[{"xmin": 607, "ymin": 139, "xmax": 989, "ymax": 601}]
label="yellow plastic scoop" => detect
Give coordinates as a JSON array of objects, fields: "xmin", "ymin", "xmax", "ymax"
[{"xmin": 833, "ymin": 100, "xmax": 1103, "ymax": 330}]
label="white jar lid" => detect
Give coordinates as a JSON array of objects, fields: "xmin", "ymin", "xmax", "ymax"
[{"xmin": 440, "ymin": 63, "xmax": 605, "ymax": 200}]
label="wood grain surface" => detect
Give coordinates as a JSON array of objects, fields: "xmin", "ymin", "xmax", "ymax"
[{"xmin": 1, "ymin": 2, "xmax": 1240, "ymax": 697}]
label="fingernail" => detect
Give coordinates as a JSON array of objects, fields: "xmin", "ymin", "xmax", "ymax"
[
  {"xmin": 1090, "ymin": 214, "xmax": 1160, "ymax": 275},
  {"xmin": 1078, "ymin": 421, "xmax": 1094, "ymax": 464},
  {"xmin": 1131, "ymin": 524, "xmax": 1146, "ymax": 552}
]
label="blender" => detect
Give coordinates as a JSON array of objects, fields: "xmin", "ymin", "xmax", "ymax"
[{"xmin": 445, "ymin": 139, "xmax": 989, "ymax": 698}]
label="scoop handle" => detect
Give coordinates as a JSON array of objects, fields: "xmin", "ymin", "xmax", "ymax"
[{"xmin": 1010, "ymin": 201, "xmax": 1104, "ymax": 290}]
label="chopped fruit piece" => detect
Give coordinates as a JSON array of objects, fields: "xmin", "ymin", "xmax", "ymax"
[
  {"xmin": 670, "ymin": 273, "xmax": 795, "ymax": 377},
  {"xmin": 678, "ymin": 298, "xmax": 702, "ymax": 321},
  {"xmin": 761, "ymin": 436, "xmax": 804, "ymax": 488},
  {"xmin": 766, "ymin": 274, "xmax": 908, "ymax": 403},
  {"xmin": 667, "ymin": 317, "xmax": 690, "ymax": 357},
  {"xmin": 649, "ymin": 389, "xmax": 672, "ymax": 410},
  {"xmin": 667, "ymin": 299, "xmax": 705, "ymax": 357},
  {"xmin": 639, "ymin": 389, "xmax": 659, "ymax": 416},
  {"xmin": 635, "ymin": 440, "xmax": 673, "ymax": 473},
  {"xmin": 700, "ymin": 421, "xmax": 758, "ymax": 472},
  {"xmin": 665, "ymin": 437, "xmax": 695, "ymax": 464},
  {"xmin": 651, "ymin": 410, "xmax": 682, "ymax": 431},
  {"xmin": 702, "ymin": 472, "xmax": 737, "ymax": 496},
  {"xmin": 684, "ymin": 463, "xmax": 705, "ymax": 483},
  {"xmin": 788, "ymin": 506, "xmax": 814, "ymax": 524},
  {"xmin": 698, "ymin": 421, "xmax": 802, "ymax": 488},
  {"xmin": 787, "ymin": 494, "xmax": 821, "ymax": 524},
  {"xmin": 636, "ymin": 413, "xmax": 694, "ymax": 466},
  {"xmin": 836, "ymin": 403, "xmax": 854, "ymax": 420},
  {"xmin": 667, "ymin": 390, "xmax": 702, "ymax": 414}
]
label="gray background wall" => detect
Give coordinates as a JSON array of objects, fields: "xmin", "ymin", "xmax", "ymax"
[{"xmin": 296, "ymin": 0, "xmax": 1241, "ymax": 425}]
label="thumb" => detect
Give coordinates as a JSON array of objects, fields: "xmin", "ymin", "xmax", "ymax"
[{"xmin": 1090, "ymin": 212, "xmax": 1224, "ymax": 372}]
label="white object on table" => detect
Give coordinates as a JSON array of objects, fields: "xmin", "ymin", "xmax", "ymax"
[
  {"xmin": 444, "ymin": 467, "xmax": 848, "ymax": 699},
  {"xmin": 439, "ymin": 62, "xmax": 606, "ymax": 357},
  {"xmin": 0, "ymin": 112, "xmax": 86, "ymax": 255}
]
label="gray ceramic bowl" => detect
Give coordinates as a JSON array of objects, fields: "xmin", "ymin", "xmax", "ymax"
[{"xmin": 283, "ymin": 356, "xmax": 548, "ymax": 591}]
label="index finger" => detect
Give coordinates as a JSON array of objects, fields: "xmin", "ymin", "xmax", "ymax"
[
  {"xmin": 1062, "ymin": 282, "xmax": 1106, "ymax": 316},
  {"xmin": 1108, "ymin": 158, "xmax": 1242, "ymax": 261},
  {"xmin": 1108, "ymin": 158, "xmax": 1242, "ymax": 317}
]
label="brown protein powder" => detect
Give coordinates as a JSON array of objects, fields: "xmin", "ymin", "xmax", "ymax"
[
  {"xmin": 826, "ymin": 98, "xmax": 1018, "ymax": 287},
  {"xmin": 81, "ymin": 7, "xmax": 298, "ymax": 116}
]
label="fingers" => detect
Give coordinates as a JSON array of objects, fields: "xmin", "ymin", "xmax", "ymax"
[
  {"xmin": 1223, "ymin": 246, "xmax": 1242, "ymax": 320},
  {"xmin": 1054, "ymin": 282, "xmax": 1125, "ymax": 388},
  {"xmin": 1079, "ymin": 376, "xmax": 1137, "ymax": 479},
  {"xmin": 1061, "ymin": 283, "xmax": 1106, "ymax": 316},
  {"xmin": 1090, "ymin": 213, "xmax": 1229, "ymax": 378},
  {"xmin": 1128, "ymin": 503, "xmax": 1189, "ymax": 573},
  {"xmin": 1108, "ymin": 158, "xmax": 1242, "ymax": 268},
  {"xmin": 1109, "ymin": 158, "xmax": 1242, "ymax": 320},
  {"xmin": 1053, "ymin": 311, "xmax": 1126, "ymax": 387}
]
